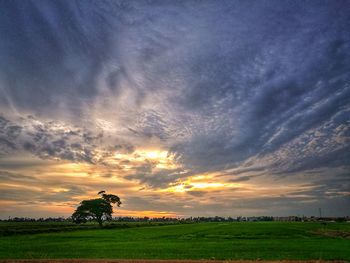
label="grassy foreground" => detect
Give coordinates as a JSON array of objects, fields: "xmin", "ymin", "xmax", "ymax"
[{"xmin": 0, "ymin": 222, "xmax": 349, "ymax": 260}]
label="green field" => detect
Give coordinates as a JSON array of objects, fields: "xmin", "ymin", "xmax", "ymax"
[{"xmin": 0, "ymin": 221, "xmax": 349, "ymax": 260}]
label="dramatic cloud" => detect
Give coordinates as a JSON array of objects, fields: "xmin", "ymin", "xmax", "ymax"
[
  {"xmin": 0, "ymin": 115, "xmax": 134, "ymax": 164},
  {"xmin": 0, "ymin": 0, "xmax": 349, "ymax": 218}
]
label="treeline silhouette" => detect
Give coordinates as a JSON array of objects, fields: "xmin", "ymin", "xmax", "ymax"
[{"xmin": 3, "ymin": 215, "xmax": 349, "ymax": 223}]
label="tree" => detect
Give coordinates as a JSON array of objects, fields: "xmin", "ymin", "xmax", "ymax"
[{"xmin": 72, "ymin": 191, "xmax": 121, "ymax": 227}]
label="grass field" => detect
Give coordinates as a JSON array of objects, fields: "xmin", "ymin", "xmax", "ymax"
[
  {"xmin": 0, "ymin": 222, "xmax": 349, "ymax": 260},
  {"xmin": 0, "ymin": 221, "xmax": 178, "ymax": 236}
]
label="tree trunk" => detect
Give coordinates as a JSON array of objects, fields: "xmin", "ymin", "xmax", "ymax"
[{"xmin": 97, "ymin": 217, "xmax": 103, "ymax": 228}]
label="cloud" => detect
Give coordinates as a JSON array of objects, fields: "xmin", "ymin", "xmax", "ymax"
[
  {"xmin": 0, "ymin": 1, "xmax": 350, "ymax": 216},
  {"xmin": 0, "ymin": 115, "xmax": 134, "ymax": 165},
  {"xmin": 229, "ymin": 176, "xmax": 253, "ymax": 183},
  {"xmin": 0, "ymin": 170, "xmax": 39, "ymax": 183},
  {"xmin": 0, "ymin": 183, "xmax": 87, "ymax": 204},
  {"xmin": 126, "ymin": 168, "xmax": 190, "ymax": 189}
]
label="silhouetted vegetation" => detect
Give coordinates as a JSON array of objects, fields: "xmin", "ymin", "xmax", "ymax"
[
  {"xmin": 3, "ymin": 215, "xmax": 349, "ymax": 223},
  {"xmin": 72, "ymin": 191, "xmax": 121, "ymax": 227}
]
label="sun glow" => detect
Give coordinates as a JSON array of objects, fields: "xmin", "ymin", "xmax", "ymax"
[
  {"xmin": 190, "ymin": 182, "xmax": 225, "ymax": 189},
  {"xmin": 117, "ymin": 209, "xmax": 179, "ymax": 218},
  {"xmin": 141, "ymin": 150, "xmax": 168, "ymax": 159},
  {"xmin": 114, "ymin": 149, "xmax": 178, "ymax": 169},
  {"xmin": 164, "ymin": 174, "xmax": 242, "ymax": 193}
]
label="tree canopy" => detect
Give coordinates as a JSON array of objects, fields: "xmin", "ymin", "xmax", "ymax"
[{"xmin": 72, "ymin": 191, "xmax": 121, "ymax": 227}]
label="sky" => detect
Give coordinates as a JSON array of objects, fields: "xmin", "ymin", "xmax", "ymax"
[{"xmin": 0, "ymin": 0, "xmax": 349, "ymax": 219}]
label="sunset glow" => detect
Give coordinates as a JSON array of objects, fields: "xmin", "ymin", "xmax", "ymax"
[{"xmin": 0, "ymin": 1, "xmax": 349, "ymax": 219}]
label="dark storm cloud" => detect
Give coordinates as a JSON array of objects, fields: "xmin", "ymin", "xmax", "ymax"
[
  {"xmin": 308, "ymin": 175, "xmax": 350, "ymax": 198},
  {"xmin": 0, "ymin": 0, "xmax": 119, "ymax": 112},
  {"xmin": 168, "ymin": 1, "xmax": 350, "ymax": 172},
  {"xmin": 0, "ymin": 1, "xmax": 349, "ymax": 174},
  {"xmin": 0, "ymin": 0, "xmax": 350, "ymax": 216},
  {"xmin": 134, "ymin": 111, "xmax": 170, "ymax": 140},
  {"xmin": 280, "ymin": 146, "xmax": 350, "ymax": 174}
]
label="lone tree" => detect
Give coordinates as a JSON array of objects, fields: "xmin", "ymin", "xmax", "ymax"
[{"xmin": 72, "ymin": 191, "xmax": 121, "ymax": 227}]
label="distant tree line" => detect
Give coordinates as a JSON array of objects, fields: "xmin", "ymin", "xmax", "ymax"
[
  {"xmin": 2, "ymin": 216, "xmax": 348, "ymax": 223},
  {"xmin": 3, "ymin": 217, "xmax": 67, "ymax": 222}
]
